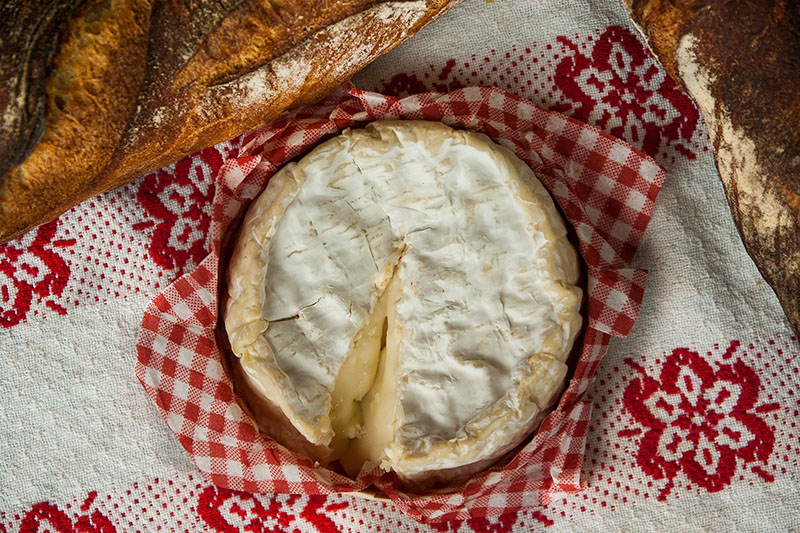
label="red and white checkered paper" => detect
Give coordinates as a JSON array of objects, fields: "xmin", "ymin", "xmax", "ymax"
[{"xmin": 135, "ymin": 85, "xmax": 665, "ymax": 522}]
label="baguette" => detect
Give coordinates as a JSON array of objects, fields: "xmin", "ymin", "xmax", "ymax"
[
  {"xmin": 622, "ymin": 0, "xmax": 800, "ymax": 335},
  {"xmin": 0, "ymin": 0, "xmax": 457, "ymax": 242}
]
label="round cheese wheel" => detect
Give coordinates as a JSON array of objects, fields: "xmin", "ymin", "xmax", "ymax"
[{"xmin": 224, "ymin": 120, "xmax": 582, "ymax": 485}]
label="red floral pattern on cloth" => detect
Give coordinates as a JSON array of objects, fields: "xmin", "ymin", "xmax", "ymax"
[
  {"xmin": 551, "ymin": 27, "xmax": 699, "ymax": 160},
  {"xmin": 0, "ymin": 219, "xmax": 75, "ymax": 328},
  {"xmin": 196, "ymin": 488, "xmax": 344, "ymax": 533},
  {"xmin": 379, "ymin": 57, "xmax": 464, "ymax": 96},
  {"xmin": 133, "ymin": 143, "xmax": 240, "ymax": 275},
  {"xmin": 621, "ymin": 341, "xmax": 777, "ymax": 501},
  {"xmin": 12, "ymin": 492, "xmax": 114, "ymax": 533},
  {"xmin": 561, "ymin": 334, "xmax": 800, "ymax": 516},
  {"xmin": 370, "ymin": 27, "xmax": 702, "ymax": 164}
]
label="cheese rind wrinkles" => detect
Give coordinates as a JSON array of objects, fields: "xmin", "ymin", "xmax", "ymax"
[{"xmin": 224, "ymin": 120, "xmax": 582, "ymax": 482}]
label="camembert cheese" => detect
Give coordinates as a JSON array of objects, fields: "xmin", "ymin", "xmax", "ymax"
[{"xmin": 224, "ymin": 121, "xmax": 582, "ymax": 484}]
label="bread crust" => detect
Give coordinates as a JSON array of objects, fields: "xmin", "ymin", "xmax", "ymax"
[
  {"xmin": 0, "ymin": 0, "xmax": 457, "ymax": 242},
  {"xmin": 624, "ymin": 0, "xmax": 800, "ymax": 334}
]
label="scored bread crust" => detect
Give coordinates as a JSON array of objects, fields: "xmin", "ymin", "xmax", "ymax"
[
  {"xmin": 0, "ymin": 0, "xmax": 458, "ymax": 243},
  {"xmin": 622, "ymin": 0, "xmax": 800, "ymax": 335}
]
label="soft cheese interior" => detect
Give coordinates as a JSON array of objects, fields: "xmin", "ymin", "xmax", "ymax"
[{"xmin": 224, "ymin": 121, "xmax": 582, "ymax": 483}]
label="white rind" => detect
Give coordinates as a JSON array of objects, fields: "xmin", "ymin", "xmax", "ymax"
[{"xmin": 224, "ymin": 120, "xmax": 582, "ymax": 481}]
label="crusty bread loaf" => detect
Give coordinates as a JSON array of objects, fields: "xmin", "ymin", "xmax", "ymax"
[
  {"xmin": 622, "ymin": 0, "xmax": 800, "ymax": 335},
  {"xmin": 0, "ymin": 0, "xmax": 457, "ymax": 243}
]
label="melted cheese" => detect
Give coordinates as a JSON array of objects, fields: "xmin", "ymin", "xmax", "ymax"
[{"xmin": 224, "ymin": 121, "xmax": 582, "ymax": 482}]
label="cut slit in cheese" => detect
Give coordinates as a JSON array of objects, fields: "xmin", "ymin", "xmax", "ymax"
[
  {"xmin": 340, "ymin": 271, "xmax": 403, "ymax": 477},
  {"xmin": 224, "ymin": 120, "xmax": 583, "ymax": 484},
  {"xmin": 328, "ymin": 263, "xmax": 396, "ymax": 465}
]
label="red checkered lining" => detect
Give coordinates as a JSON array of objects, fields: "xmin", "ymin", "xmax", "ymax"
[{"xmin": 135, "ymin": 85, "xmax": 666, "ymax": 522}]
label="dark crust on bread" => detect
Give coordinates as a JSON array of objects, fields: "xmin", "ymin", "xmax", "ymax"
[
  {"xmin": 0, "ymin": 0, "xmax": 457, "ymax": 242},
  {"xmin": 103, "ymin": 0, "xmax": 388, "ymax": 181},
  {"xmin": 624, "ymin": 0, "xmax": 800, "ymax": 334},
  {"xmin": 0, "ymin": 0, "xmax": 86, "ymax": 178}
]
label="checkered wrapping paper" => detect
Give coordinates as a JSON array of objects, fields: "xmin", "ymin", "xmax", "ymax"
[{"xmin": 135, "ymin": 84, "xmax": 666, "ymax": 522}]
